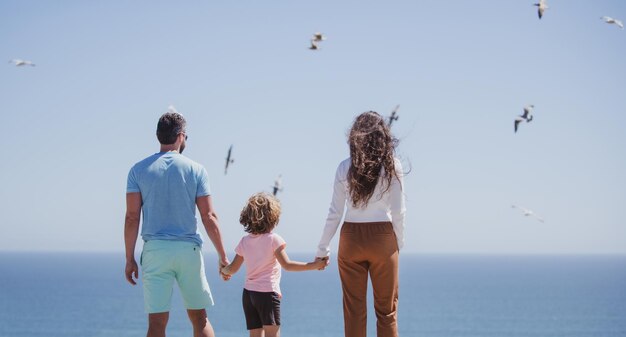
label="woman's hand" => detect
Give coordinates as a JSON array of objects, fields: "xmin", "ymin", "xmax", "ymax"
[{"xmin": 315, "ymin": 256, "xmax": 330, "ymax": 270}]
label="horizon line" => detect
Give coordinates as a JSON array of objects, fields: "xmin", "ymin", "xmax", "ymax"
[{"xmin": 1, "ymin": 250, "xmax": 625, "ymax": 257}]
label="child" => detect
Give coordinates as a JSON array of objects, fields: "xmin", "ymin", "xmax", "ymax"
[{"xmin": 222, "ymin": 192, "xmax": 328, "ymax": 337}]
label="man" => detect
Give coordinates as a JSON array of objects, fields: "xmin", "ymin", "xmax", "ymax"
[{"xmin": 124, "ymin": 111, "xmax": 229, "ymax": 337}]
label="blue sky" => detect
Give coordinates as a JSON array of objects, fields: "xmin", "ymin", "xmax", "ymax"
[{"xmin": 1, "ymin": 0, "xmax": 625, "ymax": 254}]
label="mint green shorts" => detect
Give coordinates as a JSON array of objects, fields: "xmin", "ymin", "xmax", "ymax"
[{"xmin": 141, "ymin": 240, "xmax": 214, "ymax": 313}]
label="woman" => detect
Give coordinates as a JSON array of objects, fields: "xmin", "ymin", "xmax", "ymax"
[{"xmin": 316, "ymin": 111, "xmax": 406, "ymax": 337}]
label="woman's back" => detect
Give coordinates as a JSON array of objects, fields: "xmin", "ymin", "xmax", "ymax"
[{"xmin": 335, "ymin": 157, "xmax": 404, "ymax": 223}]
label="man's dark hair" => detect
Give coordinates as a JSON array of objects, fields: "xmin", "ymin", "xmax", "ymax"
[{"xmin": 156, "ymin": 112, "xmax": 186, "ymax": 145}]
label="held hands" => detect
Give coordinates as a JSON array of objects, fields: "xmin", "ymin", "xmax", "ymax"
[
  {"xmin": 314, "ymin": 256, "xmax": 330, "ymax": 271},
  {"xmin": 219, "ymin": 257, "xmax": 231, "ymax": 281},
  {"xmin": 220, "ymin": 266, "xmax": 232, "ymax": 281}
]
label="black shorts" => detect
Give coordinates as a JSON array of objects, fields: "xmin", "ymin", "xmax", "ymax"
[{"xmin": 242, "ymin": 288, "xmax": 281, "ymax": 330}]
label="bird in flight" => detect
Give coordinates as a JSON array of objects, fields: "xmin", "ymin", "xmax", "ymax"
[
  {"xmin": 601, "ymin": 16, "xmax": 624, "ymax": 29},
  {"xmin": 514, "ymin": 105, "xmax": 534, "ymax": 133},
  {"xmin": 312, "ymin": 32, "xmax": 326, "ymax": 42},
  {"xmin": 225, "ymin": 145, "xmax": 234, "ymax": 175},
  {"xmin": 272, "ymin": 174, "xmax": 283, "ymax": 196},
  {"xmin": 309, "ymin": 39, "xmax": 320, "ymax": 50},
  {"xmin": 534, "ymin": 0, "xmax": 548, "ymax": 19},
  {"xmin": 511, "ymin": 205, "xmax": 544, "ymax": 222},
  {"xmin": 309, "ymin": 32, "xmax": 326, "ymax": 50},
  {"xmin": 9, "ymin": 59, "xmax": 35, "ymax": 67},
  {"xmin": 388, "ymin": 105, "xmax": 400, "ymax": 127}
]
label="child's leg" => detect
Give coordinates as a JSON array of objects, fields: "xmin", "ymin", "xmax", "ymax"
[
  {"xmin": 249, "ymin": 328, "xmax": 264, "ymax": 337},
  {"xmin": 246, "ymin": 290, "xmax": 280, "ymax": 337},
  {"xmin": 263, "ymin": 325, "xmax": 280, "ymax": 337},
  {"xmin": 243, "ymin": 289, "xmax": 264, "ymax": 336}
]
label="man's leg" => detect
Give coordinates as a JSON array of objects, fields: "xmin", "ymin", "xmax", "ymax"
[
  {"xmin": 187, "ymin": 309, "xmax": 215, "ymax": 337},
  {"xmin": 177, "ymin": 244, "xmax": 214, "ymax": 310},
  {"xmin": 142, "ymin": 241, "xmax": 175, "ymax": 336},
  {"xmin": 147, "ymin": 312, "xmax": 169, "ymax": 337}
]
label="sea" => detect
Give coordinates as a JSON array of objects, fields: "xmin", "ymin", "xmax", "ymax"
[{"xmin": 0, "ymin": 253, "xmax": 625, "ymax": 337}]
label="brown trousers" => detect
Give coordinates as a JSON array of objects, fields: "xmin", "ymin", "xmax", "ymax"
[{"xmin": 338, "ymin": 221, "xmax": 399, "ymax": 337}]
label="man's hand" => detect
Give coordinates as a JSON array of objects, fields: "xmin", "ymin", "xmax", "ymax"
[
  {"xmin": 125, "ymin": 259, "xmax": 139, "ymax": 285},
  {"xmin": 219, "ymin": 257, "xmax": 231, "ymax": 281},
  {"xmin": 124, "ymin": 192, "xmax": 142, "ymax": 286}
]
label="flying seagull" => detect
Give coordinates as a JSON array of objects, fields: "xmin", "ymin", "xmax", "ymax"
[
  {"xmin": 272, "ymin": 174, "xmax": 283, "ymax": 196},
  {"xmin": 9, "ymin": 59, "xmax": 35, "ymax": 67},
  {"xmin": 225, "ymin": 145, "xmax": 234, "ymax": 175},
  {"xmin": 312, "ymin": 32, "xmax": 326, "ymax": 42},
  {"xmin": 512, "ymin": 205, "xmax": 544, "ymax": 222},
  {"xmin": 534, "ymin": 0, "xmax": 548, "ymax": 19},
  {"xmin": 601, "ymin": 16, "xmax": 624, "ymax": 29},
  {"xmin": 514, "ymin": 104, "xmax": 534, "ymax": 133},
  {"xmin": 388, "ymin": 105, "xmax": 400, "ymax": 127},
  {"xmin": 309, "ymin": 39, "xmax": 320, "ymax": 50}
]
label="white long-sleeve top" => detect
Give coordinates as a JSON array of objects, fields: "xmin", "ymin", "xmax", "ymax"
[{"xmin": 316, "ymin": 157, "xmax": 406, "ymax": 257}]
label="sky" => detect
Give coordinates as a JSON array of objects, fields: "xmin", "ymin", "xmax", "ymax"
[{"xmin": 1, "ymin": 1, "xmax": 625, "ymax": 255}]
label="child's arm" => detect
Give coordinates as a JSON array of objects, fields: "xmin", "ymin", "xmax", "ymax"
[
  {"xmin": 221, "ymin": 254, "xmax": 244, "ymax": 277},
  {"xmin": 275, "ymin": 246, "xmax": 327, "ymax": 271}
]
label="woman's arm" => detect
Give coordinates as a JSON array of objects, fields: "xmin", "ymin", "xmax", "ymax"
[
  {"xmin": 275, "ymin": 246, "xmax": 327, "ymax": 271},
  {"xmin": 316, "ymin": 161, "xmax": 348, "ymax": 257},
  {"xmin": 221, "ymin": 254, "xmax": 244, "ymax": 276},
  {"xmin": 389, "ymin": 159, "xmax": 406, "ymax": 250}
]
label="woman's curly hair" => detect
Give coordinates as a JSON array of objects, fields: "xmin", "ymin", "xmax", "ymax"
[
  {"xmin": 239, "ymin": 193, "xmax": 281, "ymax": 234},
  {"xmin": 347, "ymin": 111, "xmax": 399, "ymax": 208}
]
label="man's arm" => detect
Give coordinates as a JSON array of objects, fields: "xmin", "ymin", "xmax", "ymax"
[
  {"xmin": 196, "ymin": 195, "xmax": 229, "ymax": 272},
  {"xmin": 124, "ymin": 192, "xmax": 142, "ymax": 285}
]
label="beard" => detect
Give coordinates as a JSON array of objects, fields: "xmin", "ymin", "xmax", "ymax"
[{"xmin": 179, "ymin": 142, "xmax": 186, "ymax": 154}]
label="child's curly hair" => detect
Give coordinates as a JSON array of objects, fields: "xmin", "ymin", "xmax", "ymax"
[{"xmin": 239, "ymin": 192, "xmax": 281, "ymax": 234}]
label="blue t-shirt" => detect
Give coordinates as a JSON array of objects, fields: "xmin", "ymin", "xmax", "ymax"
[{"xmin": 126, "ymin": 151, "xmax": 211, "ymax": 246}]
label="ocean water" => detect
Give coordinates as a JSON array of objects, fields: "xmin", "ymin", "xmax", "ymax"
[{"xmin": 0, "ymin": 253, "xmax": 625, "ymax": 337}]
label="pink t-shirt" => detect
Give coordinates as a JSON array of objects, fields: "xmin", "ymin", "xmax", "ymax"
[{"xmin": 235, "ymin": 232, "xmax": 287, "ymax": 296}]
